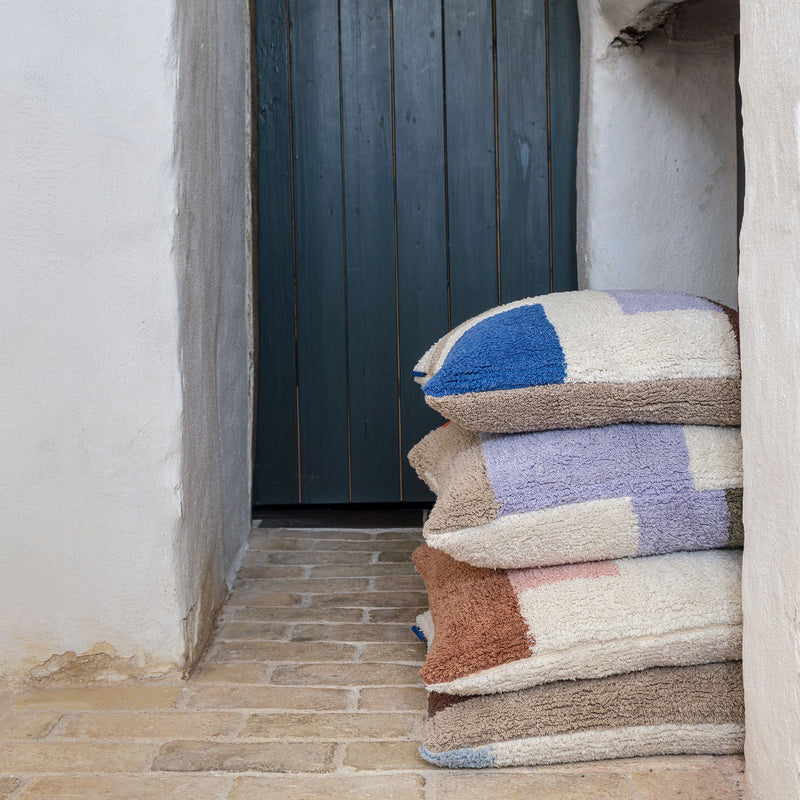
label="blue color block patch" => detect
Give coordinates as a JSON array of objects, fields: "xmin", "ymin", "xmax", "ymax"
[
  {"xmin": 419, "ymin": 744, "xmax": 495, "ymax": 769},
  {"xmin": 423, "ymin": 304, "xmax": 566, "ymax": 397}
]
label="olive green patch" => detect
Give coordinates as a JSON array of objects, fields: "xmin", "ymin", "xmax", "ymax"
[{"xmin": 726, "ymin": 488, "xmax": 744, "ymax": 547}]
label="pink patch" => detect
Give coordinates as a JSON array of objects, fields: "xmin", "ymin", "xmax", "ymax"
[{"xmin": 508, "ymin": 560, "xmax": 620, "ymax": 594}]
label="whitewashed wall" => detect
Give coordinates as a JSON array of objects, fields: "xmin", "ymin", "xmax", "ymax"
[
  {"xmin": 738, "ymin": 1, "xmax": 800, "ymax": 796},
  {"xmin": 577, "ymin": 0, "xmax": 739, "ymax": 308},
  {"xmin": 0, "ymin": 1, "xmax": 251, "ymax": 680}
]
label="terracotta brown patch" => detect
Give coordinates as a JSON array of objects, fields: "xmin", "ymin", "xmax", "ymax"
[{"xmin": 412, "ymin": 545, "xmax": 532, "ymax": 685}]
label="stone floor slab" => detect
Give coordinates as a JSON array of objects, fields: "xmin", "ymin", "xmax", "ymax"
[
  {"xmin": 229, "ymin": 606, "xmax": 364, "ymax": 623},
  {"xmin": 0, "ymin": 777, "xmax": 23, "ymax": 800},
  {"xmin": 263, "ymin": 550, "xmax": 375, "ymax": 565},
  {"xmin": 372, "ymin": 576, "xmax": 426, "ymax": 591},
  {"xmin": 270, "ymin": 662, "xmax": 422, "ymax": 687},
  {"xmin": 153, "ymin": 740, "xmax": 336, "ymax": 773},
  {"xmin": 379, "ymin": 550, "xmax": 422, "ymax": 563},
  {"xmin": 233, "ymin": 577, "xmax": 370, "ymax": 594},
  {"xmin": 0, "ymin": 713, "xmax": 60, "ymax": 739},
  {"xmin": 214, "ymin": 621, "xmax": 290, "ymax": 641},
  {"xmin": 225, "ymin": 592, "xmax": 303, "ymax": 608},
  {"xmin": 308, "ymin": 591, "xmax": 428, "ymax": 608},
  {"xmin": 344, "ymin": 740, "xmax": 432, "ymax": 770},
  {"xmin": 315, "ymin": 540, "xmax": 417, "ymax": 552},
  {"xmin": 52, "ymin": 711, "xmax": 244, "ymax": 740},
  {"xmin": 359, "ymin": 643, "xmax": 426, "ymax": 663},
  {"xmin": 206, "ymin": 641, "xmax": 356, "ymax": 664},
  {"xmin": 229, "ymin": 773, "xmax": 425, "ymax": 800},
  {"xmin": 240, "ymin": 711, "xmax": 421, "ymax": 740},
  {"xmin": 311, "ymin": 563, "xmax": 420, "ymax": 577},
  {"xmin": 17, "ymin": 775, "xmax": 232, "ymax": 799},
  {"xmin": 182, "ymin": 685, "xmax": 350, "ymax": 711},
  {"xmin": 630, "ymin": 765, "xmax": 743, "ymax": 799},
  {"xmin": 247, "ymin": 538, "xmax": 315, "ymax": 552},
  {"xmin": 13, "ymin": 686, "xmax": 181, "ymax": 712},
  {"xmin": 236, "ymin": 565, "xmax": 306, "ymax": 579},
  {"xmin": 258, "ymin": 528, "xmax": 375, "ymax": 540},
  {"xmin": 0, "ymin": 741, "xmax": 155, "ymax": 773},
  {"xmin": 375, "ymin": 531, "xmax": 424, "ymax": 541},
  {"xmin": 358, "ymin": 686, "xmax": 427, "ymax": 711},
  {"xmin": 291, "ymin": 623, "xmax": 415, "ymax": 643},
  {"xmin": 190, "ymin": 663, "xmax": 268, "ymax": 685},
  {"xmin": 368, "ymin": 607, "xmax": 428, "ymax": 624},
  {"xmin": 424, "ymin": 772, "xmax": 632, "ymax": 800}
]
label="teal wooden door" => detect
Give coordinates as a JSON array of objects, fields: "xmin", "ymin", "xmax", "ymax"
[{"xmin": 253, "ymin": 0, "xmax": 579, "ymax": 505}]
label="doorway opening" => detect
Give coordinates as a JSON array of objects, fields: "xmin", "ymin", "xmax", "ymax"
[{"xmin": 252, "ymin": 0, "xmax": 580, "ymax": 508}]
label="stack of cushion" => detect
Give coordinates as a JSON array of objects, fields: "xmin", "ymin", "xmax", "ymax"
[{"xmin": 408, "ymin": 289, "xmax": 744, "ymax": 768}]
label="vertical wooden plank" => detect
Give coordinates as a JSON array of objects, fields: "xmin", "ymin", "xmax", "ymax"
[
  {"xmin": 290, "ymin": 0, "xmax": 350, "ymax": 502},
  {"xmin": 444, "ymin": 0, "xmax": 499, "ymax": 326},
  {"xmin": 341, "ymin": 0, "xmax": 401, "ymax": 502},
  {"xmin": 496, "ymin": 0, "xmax": 550, "ymax": 302},
  {"xmin": 252, "ymin": 0, "xmax": 299, "ymax": 504},
  {"xmin": 547, "ymin": 0, "xmax": 579, "ymax": 291},
  {"xmin": 394, "ymin": 0, "xmax": 448, "ymax": 501}
]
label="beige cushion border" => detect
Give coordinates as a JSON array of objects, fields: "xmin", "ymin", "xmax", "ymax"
[{"xmin": 425, "ymin": 377, "xmax": 741, "ymax": 433}]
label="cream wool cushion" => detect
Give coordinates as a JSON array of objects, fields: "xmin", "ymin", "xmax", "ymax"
[
  {"xmin": 408, "ymin": 421, "xmax": 743, "ymax": 569},
  {"xmin": 411, "ymin": 544, "xmax": 742, "ymax": 696},
  {"xmin": 413, "ymin": 290, "xmax": 740, "ymax": 433}
]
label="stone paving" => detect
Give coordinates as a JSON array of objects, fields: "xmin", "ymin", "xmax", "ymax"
[{"xmin": 0, "ymin": 526, "xmax": 745, "ymax": 799}]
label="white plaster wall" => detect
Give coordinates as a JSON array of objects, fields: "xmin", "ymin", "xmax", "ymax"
[
  {"xmin": 599, "ymin": 0, "xmax": 663, "ymax": 32},
  {"xmin": 0, "ymin": 0, "xmax": 252, "ymax": 679},
  {"xmin": 577, "ymin": 0, "xmax": 739, "ymax": 308},
  {"xmin": 0, "ymin": 1, "xmax": 186, "ymax": 677},
  {"xmin": 739, "ymin": 1, "xmax": 800, "ymax": 795}
]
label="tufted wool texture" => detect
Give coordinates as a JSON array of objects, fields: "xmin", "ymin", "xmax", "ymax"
[
  {"xmin": 408, "ymin": 421, "xmax": 743, "ymax": 569},
  {"xmin": 419, "ymin": 662, "xmax": 744, "ymax": 768},
  {"xmin": 411, "ymin": 544, "xmax": 742, "ymax": 696},
  {"xmin": 414, "ymin": 290, "xmax": 740, "ymax": 433}
]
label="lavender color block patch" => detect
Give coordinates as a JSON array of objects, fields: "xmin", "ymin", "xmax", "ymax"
[
  {"xmin": 608, "ymin": 290, "xmax": 721, "ymax": 315},
  {"xmin": 481, "ymin": 424, "xmax": 693, "ymax": 517},
  {"xmin": 634, "ymin": 490, "xmax": 731, "ymax": 556}
]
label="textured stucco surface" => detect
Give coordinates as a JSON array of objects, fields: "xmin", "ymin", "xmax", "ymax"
[
  {"xmin": 739, "ymin": 1, "xmax": 800, "ymax": 796},
  {"xmin": 0, "ymin": 1, "xmax": 185, "ymax": 679},
  {"xmin": 216, "ymin": 0, "xmax": 253, "ymax": 588},
  {"xmin": 598, "ymin": 0, "xmax": 688, "ymax": 35},
  {"xmin": 577, "ymin": 0, "xmax": 739, "ymax": 308},
  {"xmin": 174, "ymin": 0, "xmax": 252, "ymax": 669},
  {"xmin": 0, "ymin": 1, "xmax": 251, "ymax": 680}
]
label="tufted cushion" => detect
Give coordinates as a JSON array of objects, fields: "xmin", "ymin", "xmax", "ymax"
[
  {"xmin": 411, "ymin": 544, "xmax": 742, "ymax": 696},
  {"xmin": 418, "ymin": 661, "xmax": 744, "ymax": 768},
  {"xmin": 408, "ymin": 421, "xmax": 743, "ymax": 569},
  {"xmin": 414, "ymin": 290, "xmax": 740, "ymax": 433}
]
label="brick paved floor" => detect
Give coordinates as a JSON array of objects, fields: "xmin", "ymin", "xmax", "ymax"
[{"xmin": 0, "ymin": 526, "xmax": 745, "ymax": 799}]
